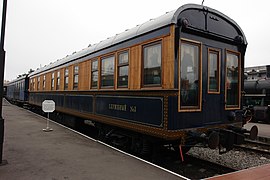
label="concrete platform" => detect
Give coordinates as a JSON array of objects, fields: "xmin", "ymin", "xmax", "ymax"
[
  {"xmin": 244, "ymin": 122, "xmax": 270, "ymax": 140},
  {"xmin": 0, "ymin": 99, "xmax": 186, "ymax": 180}
]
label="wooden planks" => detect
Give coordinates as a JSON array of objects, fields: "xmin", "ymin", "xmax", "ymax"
[{"xmin": 29, "ymin": 25, "xmax": 175, "ymax": 92}]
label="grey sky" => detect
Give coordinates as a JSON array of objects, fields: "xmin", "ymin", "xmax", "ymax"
[{"xmin": 2, "ymin": 0, "xmax": 270, "ymax": 80}]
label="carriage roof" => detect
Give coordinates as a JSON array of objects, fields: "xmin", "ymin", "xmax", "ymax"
[{"xmin": 29, "ymin": 3, "xmax": 246, "ymax": 77}]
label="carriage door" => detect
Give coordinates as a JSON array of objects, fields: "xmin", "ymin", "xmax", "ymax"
[
  {"xmin": 203, "ymin": 46, "xmax": 222, "ymax": 124},
  {"xmin": 179, "ymin": 40, "xmax": 223, "ymax": 124}
]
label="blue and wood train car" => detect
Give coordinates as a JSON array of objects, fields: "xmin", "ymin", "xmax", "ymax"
[{"xmin": 11, "ymin": 4, "xmax": 257, "ymax": 153}]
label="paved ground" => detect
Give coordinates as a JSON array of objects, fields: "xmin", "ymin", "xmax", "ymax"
[{"xmin": 0, "ymin": 100, "xmax": 185, "ymax": 180}]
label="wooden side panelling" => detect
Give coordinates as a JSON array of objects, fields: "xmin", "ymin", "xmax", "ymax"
[
  {"xmin": 39, "ymin": 75, "xmax": 43, "ymax": 91},
  {"xmin": 59, "ymin": 68, "xmax": 65, "ymax": 91},
  {"xmin": 78, "ymin": 63, "xmax": 83, "ymax": 90},
  {"xmin": 45, "ymin": 72, "xmax": 51, "ymax": 91},
  {"xmin": 67, "ymin": 66, "xmax": 73, "ymax": 90},
  {"xmin": 162, "ymin": 26, "xmax": 175, "ymax": 89},
  {"xmin": 30, "ymin": 26, "xmax": 174, "ymax": 92},
  {"xmin": 129, "ymin": 46, "xmax": 141, "ymax": 90},
  {"xmin": 79, "ymin": 61, "xmax": 90, "ymax": 90},
  {"xmin": 34, "ymin": 76, "xmax": 38, "ymax": 91}
]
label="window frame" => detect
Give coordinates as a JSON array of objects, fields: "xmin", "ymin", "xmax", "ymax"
[
  {"xmin": 43, "ymin": 75, "xmax": 46, "ymax": 90},
  {"xmin": 73, "ymin": 65, "xmax": 79, "ymax": 90},
  {"xmin": 56, "ymin": 71, "xmax": 60, "ymax": 90},
  {"xmin": 90, "ymin": 59, "xmax": 99, "ymax": 89},
  {"xmin": 178, "ymin": 38, "xmax": 202, "ymax": 112},
  {"xmin": 207, "ymin": 48, "xmax": 221, "ymax": 94},
  {"xmin": 100, "ymin": 55, "xmax": 115, "ymax": 89},
  {"xmin": 117, "ymin": 50, "xmax": 129, "ymax": 88},
  {"xmin": 51, "ymin": 72, "xmax": 55, "ymax": 90},
  {"xmin": 37, "ymin": 76, "xmax": 40, "ymax": 90},
  {"xmin": 64, "ymin": 68, "xmax": 69, "ymax": 90},
  {"xmin": 225, "ymin": 49, "xmax": 241, "ymax": 110},
  {"xmin": 142, "ymin": 41, "xmax": 162, "ymax": 87}
]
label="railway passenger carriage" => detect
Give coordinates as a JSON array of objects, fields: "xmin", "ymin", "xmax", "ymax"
[
  {"xmin": 6, "ymin": 75, "xmax": 29, "ymax": 106},
  {"xmin": 26, "ymin": 4, "xmax": 257, "ymax": 153}
]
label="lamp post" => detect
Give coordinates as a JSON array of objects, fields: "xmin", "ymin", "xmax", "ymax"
[{"xmin": 0, "ymin": 0, "xmax": 7, "ymax": 164}]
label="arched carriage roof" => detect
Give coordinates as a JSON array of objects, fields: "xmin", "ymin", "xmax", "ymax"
[
  {"xmin": 29, "ymin": 4, "xmax": 246, "ymax": 77},
  {"xmin": 6, "ymin": 74, "xmax": 28, "ymax": 85}
]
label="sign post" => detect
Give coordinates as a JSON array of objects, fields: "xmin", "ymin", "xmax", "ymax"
[{"xmin": 42, "ymin": 100, "xmax": 55, "ymax": 132}]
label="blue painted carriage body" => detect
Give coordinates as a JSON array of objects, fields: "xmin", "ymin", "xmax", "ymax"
[
  {"xmin": 29, "ymin": 93, "xmax": 163, "ymax": 127},
  {"xmin": 6, "ymin": 75, "xmax": 29, "ymax": 102}
]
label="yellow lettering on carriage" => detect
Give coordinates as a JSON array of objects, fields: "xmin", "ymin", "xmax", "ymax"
[
  {"xmin": 129, "ymin": 106, "xmax": 137, "ymax": 113},
  {"xmin": 108, "ymin": 104, "xmax": 127, "ymax": 111}
]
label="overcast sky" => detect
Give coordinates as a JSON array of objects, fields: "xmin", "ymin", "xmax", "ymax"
[{"xmin": 2, "ymin": 0, "xmax": 270, "ymax": 81}]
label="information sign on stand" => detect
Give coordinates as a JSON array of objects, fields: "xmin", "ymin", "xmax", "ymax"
[{"xmin": 42, "ymin": 100, "xmax": 55, "ymax": 132}]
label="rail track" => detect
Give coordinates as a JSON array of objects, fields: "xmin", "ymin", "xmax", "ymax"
[
  {"xmin": 63, "ymin": 118, "xmax": 237, "ymax": 179},
  {"xmin": 234, "ymin": 139, "xmax": 270, "ymax": 155},
  {"xmin": 152, "ymin": 148, "xmax": 236, "ymax": 179}
]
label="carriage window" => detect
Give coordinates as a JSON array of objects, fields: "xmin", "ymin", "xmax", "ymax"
[
  {"xmin": 143, "ymin": 42, "xmax": 162, "ymax": 86},
  {"xmin": 179, "ymin": 41, "xmax": 201, "ymax": 110},
  {"xmin": 56, "ymin": 71, "xmax": 60, "ymax": 90},
  {"xmin": 208, "ymin": 49, "xmax": 220, "ymax": 93},
  {"xmin": 64, "ymin": 68, "xmax": 69, "ymax": 90},
  {"xmin": 73, "ymin": 65, "xmax": 79, "ymax": 90},
  {"xmin": 43, "ymin": 75, "xmax": 46, "ymax": 90},
  {"xmin": 101, "ymin": 56, "xmax": 115, "ymax": 87},
  {"xmin": 91, "ymin": 60, "xmax": 98, "ymax": 89},
  {"xmin": 51, "ymin": 72, "xmax": 55, "ymax": 90},
  {"xmin": 226, "ymin": 51, "xmax": 240, "ymax": 109},
  {"xmin": 118, "ymin": 51, "xmax": 129, "ymax": 87},
  {"xmin": 37, "ymin": 76, "xmax": 40, "ymax": 90}
]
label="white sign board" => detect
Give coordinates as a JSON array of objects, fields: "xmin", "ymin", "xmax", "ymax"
[{"xmin": 42, "ymin": 100, "xmax": 55, "ymax": 113}]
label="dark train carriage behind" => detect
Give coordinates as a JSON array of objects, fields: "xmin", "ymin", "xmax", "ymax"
[
  {"xmin": 6, "ymin": 75, "xmax": 29, "ymax": 106},
  {"xmin": 244, "ymin": 77, "xmax": 270, "ymax": 123},
  {"xmin": 28, "ymin": 4, "xmax": 256, "ymax": 152}
]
